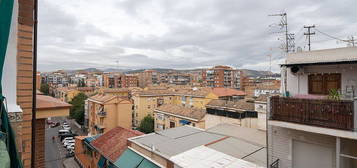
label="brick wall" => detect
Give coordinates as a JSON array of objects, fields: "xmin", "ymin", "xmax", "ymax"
[
  {"xmin": 17, "ymin": 0, "xmax": 34, "ymax": 167},
  {"xmin": 35, "ymin": 119, "xmax": 45, "ymax": 168}
]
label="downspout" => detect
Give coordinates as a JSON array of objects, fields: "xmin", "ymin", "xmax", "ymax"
[{"xmin": 31, "ymin": 0, "xmax": 38, "ymax": 167}]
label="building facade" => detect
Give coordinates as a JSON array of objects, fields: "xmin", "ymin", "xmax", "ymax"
[
  {"xmin": 202, "ymin": 65, "xmax": 242, "ymax": 89},
  {"xmin": 268, "ymin": 47, "xmax": 357, "ymax": 168},
  {"xmin": 87, "ymin": 94, "xmax": 132, "ymax": 135}
]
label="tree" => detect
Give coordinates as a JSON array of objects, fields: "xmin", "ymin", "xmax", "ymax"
[
  {"xmin": 40, "ymin": 83, "xmax": 49, "ymax": 95},
  {"xmin": 69, "ymin": 92, "xmax": 88, "ymax": 125},
  {"xmin": 137, "ymin": 115, "xmax": 154, "ymax": 134}
]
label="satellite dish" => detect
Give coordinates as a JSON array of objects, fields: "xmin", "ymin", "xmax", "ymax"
[{"xmin": 291, "ymin": 66, "xmax": 300, "ymax": 73}]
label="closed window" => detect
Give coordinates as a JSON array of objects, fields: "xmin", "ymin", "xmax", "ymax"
[{"xmin": 308, "ymin": 73, "xmax": 341, "ymax": 95}]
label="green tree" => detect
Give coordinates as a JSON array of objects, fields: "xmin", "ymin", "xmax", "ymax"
[
  {"xmin": 40, "ymin": 83, "xmax": 49, "ymax": 95},
  {"xmin": 137, "ymin": 115, "xmax": 154, "ymax": 134},
  {"xmin": 69, "ymin": 92, "xmax": 88, "ymax": 125}
]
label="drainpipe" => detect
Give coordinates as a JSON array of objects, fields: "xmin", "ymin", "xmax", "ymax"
[{"xmin": 31, "ymin": 0, "xmax": 38, "ymax": 167}]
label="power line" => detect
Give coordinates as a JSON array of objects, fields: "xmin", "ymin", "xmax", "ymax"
[
  {"xmin": 269, "ymin": 12, "xmax": 295, "ymax": 53},
  {"xmin": 304, "ymin": 25, "xmax": 316, "ymax": 51}
]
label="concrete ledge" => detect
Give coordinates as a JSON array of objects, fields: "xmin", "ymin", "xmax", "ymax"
[{"xmin": 269, "ymin": 120, "xmax": 357, "ymax": 139}]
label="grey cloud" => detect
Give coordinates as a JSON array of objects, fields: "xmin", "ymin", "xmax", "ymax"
[{"xmin": 38, "ymin": 0, "xmax": 357, "ymax": 72}]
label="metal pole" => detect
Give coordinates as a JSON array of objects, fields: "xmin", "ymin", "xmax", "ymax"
[{"xmin": 31, "ymin": 0, "xmax": 38, "ymax": 167}]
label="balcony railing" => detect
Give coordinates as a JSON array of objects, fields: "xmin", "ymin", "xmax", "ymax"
[
  {"xmin": 97, "ymin": 111, "xmax": 107, "ymax": 117},
  {"xmin": 270, "ymin": 96, "xmax": 354, "ymax": 131}
]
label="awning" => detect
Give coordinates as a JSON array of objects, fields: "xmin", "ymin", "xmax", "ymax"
[
  {"xmin": 179, "ymin": 120, "xmax": 191, "ymax": 125},
  {"xmin": 113, "ymin": 148, "xmax": 159, "ymax": 168},
  {"xmin": 97, "ymin": 155, "xmax": 106, "ymax": 168},
  {"xmin": 84, "ymin": 134, "xmax": 101, "ymax": 149}
]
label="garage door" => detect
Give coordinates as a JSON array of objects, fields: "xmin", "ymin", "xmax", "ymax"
[{"xmin": 293, "ymin": 140, "xmax": 333, "ymax": 168}]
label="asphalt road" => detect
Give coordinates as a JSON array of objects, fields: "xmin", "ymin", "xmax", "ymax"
[
  {"xmin": 45, "ymin": 117, "xmax": 86, "ymax": 168},
  {"xmin": 45, "ymin": 120, "xmax": 65, "ymax": 168}
]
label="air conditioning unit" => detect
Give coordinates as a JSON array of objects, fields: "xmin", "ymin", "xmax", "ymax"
[{"xmin": 290, "ymin": 66, "xmax": 304, "ymax": 75}]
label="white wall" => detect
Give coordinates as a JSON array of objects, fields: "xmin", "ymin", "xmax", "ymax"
[
  {"xmin": 1, "ymin": 0, "xmax": 22, "ymax": 113},
  {"xmin": 286, "ymin": 64, "xmax": 357, "ymax": 96},
  {"xmin": 255, "ymin": 102, "xmax": 267, "ymax": 130},
  {"xmin": 204, "ymin": 114, "xmax": 257, "ymax": 129},
  {"xmin": 268, "ymin": 126, "xmax": 336, "ymax": 168}
]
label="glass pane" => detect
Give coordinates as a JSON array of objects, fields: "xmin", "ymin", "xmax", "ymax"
[
  {"xmin": 340, "ymin": 156, "xmax": 357, "ymax": 168},
  {"xmin": 341, "ymin": 138, "xmax": 357, "ymax": 157}
]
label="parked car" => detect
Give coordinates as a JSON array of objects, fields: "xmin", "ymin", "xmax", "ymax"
[
  {"xmin": 62, "ymin": 137, "xmax": 74, "ymax": 143},
  {"xmin": 65, "ymin": 151, "xmax": 74, "ymax": 158},
  {"xmin": 63, "ymin": 140, "xmax": 75, "ymax": 147},
  {"xmin": 58, "ymin": 129, "xmax": 71, "ymax": 136},
  {"xmin": 59, "ymin": 133, "xmax": 74, "ymax": 141},
  {"xmin": 62, "ymin": 125, "xmax": 71, "ymax": 130},
  {"xmin": 63, "ymin": 139, "xmax": 75, "ymax": 145},
  {"xmin": 66, "ymin": 144, "xmax": 75, "ymax": 151},
  {"xmin": 47, "ymin": 120, "xmax": 54, "ymax": 125},
  {"xmin": 50, "ymin": 122, "xmax": 60, "ymax": 128}
]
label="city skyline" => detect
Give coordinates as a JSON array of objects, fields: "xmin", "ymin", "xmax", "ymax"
[{"xmin": 38, "ymin": 0, "xmax": 357, "ymax": 72}]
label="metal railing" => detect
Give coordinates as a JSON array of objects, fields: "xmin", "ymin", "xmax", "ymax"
[
  {"xmin": 270, "ymin": 96, "xmax": 354, "ymax": 130},
  {"xmin": 270, "ymin": 159, "xmax": 279, "ymax": 168}
]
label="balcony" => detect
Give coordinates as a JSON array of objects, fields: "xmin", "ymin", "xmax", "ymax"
[
  {"xmin": 270, "ymin": 96, "xmax": 354, "ymax": 131},
  {"xmin": 97, "ymin": 111, "xmax": 107, "ymax": 117}
]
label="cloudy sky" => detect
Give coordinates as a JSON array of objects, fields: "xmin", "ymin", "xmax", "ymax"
[{"xmin": 38, "ymin": 0, "xmax": 357, "ymax": 72}]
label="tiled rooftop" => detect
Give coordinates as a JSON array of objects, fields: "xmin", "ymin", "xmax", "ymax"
[
  {"xmin": 36, "ymin": 95, "xmax": 71, "ymax": 110},
  {"xmin": 212, "ymin": 88, "xmax": 246, "ymax": 97},
  {"xmin": 91, "ymin": 127, "xmax": 144, "ymax": 162},
  {"xmin": 206, "ymin": 99, "xmax": 255, "ymax": 111},
  {"xmin": 155, "ymin": 104, "xmax": 206, "ymax": 120}
]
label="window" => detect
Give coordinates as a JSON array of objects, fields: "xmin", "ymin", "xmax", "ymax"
[
  {"xmin": 147, "ymin": 105, "xmax": 151, "ymax": 109},
  {"xmin": 308, "ymin": 73, "xmax": 341, "ymax": 95},
  {"xmin": 170, "ymin": 121, "xmax": 175, "ymax": 128},
  {"xmin": 192, "ymin": 123, "xmax": 196, "ymax": 127}
]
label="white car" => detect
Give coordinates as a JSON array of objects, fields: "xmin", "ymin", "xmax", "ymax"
[
  {"xmin": 62, "ymin": 137, "xmax": 74, "ymax": 143},
  {"xmin": 63, "ymin": 140, "xmax": 75, "ymax": 147},
  {"xmin": 67, "ymin": 144, "xmax": 75, "ymax": 151},
  {"xmin": 62, "ymin": 125, "xmax": 71, "ymax": 130},
  {"xmin": 63, "ymin": 139, "xmax": 75, "ymax": 145}
]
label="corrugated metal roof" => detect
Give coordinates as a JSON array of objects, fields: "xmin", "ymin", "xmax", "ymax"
[
  {"xmin": 113, "ymin": 148, "xmax": 159, "ymax": 168},
  {"xmin": 170, "ymin": 146, "xmax": 264, "ymax": 168},
  {"xmin": 286, "ymin": 46, "xmax": 357, "ymax": 65},
  {"xmin": 206, "ymin": 137, "xmax": 266, "ymax": 167},
  {"xmin": 206, "ymin": 123, "xmax": 266, "ymax": 146},
  {"xmin": 130, "ymin": 126, "xmax": 224, "ymax": 157}
]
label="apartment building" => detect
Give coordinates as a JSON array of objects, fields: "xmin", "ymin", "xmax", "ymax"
[
  {"xmin": 138, "ymin": 70, "xmax": 159, "ymax": 88},
  {"xmin": 268, "ymin": 47, "xmax": 357, "ymax": 168},
  {"xmin": 103, "ymin": 73, "xmax": 138, "ymax": 88},
  {"xmin": 159, "ymin": 72, "xmax": 191, "ymax": 85},
  {"xmin": 132, "ymin": 87, "xmax": 218, "ymax": 127},
  {"xmin": 87, "ymin": 94, "xmax": 132, "ymax": 135},
  {"xmin": 202, "ymin": 65, "xmax": 242, "ymax": 89},
  {"xmin": 205, "ymin": 99, "xmax": 258, "ymax": 129},
  {"xmin": 132, "ymin": 90, "xmax": 175, "ymax": 127},
  {"xmin": 153, "ymin": 104, "xmax": 206, "ymax": 131}
]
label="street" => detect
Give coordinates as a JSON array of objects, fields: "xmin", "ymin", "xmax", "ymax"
[{"xmin": 45, "ymin": 117, "xmax": 87, "ymax": 168}]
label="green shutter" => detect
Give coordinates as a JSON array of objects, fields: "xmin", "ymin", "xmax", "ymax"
[{"xmin": 0, "ymin": 0, "xmax": 24, "ymax": 167}]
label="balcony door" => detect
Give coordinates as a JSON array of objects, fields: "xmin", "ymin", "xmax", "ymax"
[{"xmin": 308, "ymin": 73, "xmax": 341, "ymax": 95}]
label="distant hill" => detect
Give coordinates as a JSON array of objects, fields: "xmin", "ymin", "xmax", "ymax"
[
  {"xmin": 240, "ymin": 69, "xmax": 277, "ymax": 78},
  {"xmin": 48, "ymin": 67, "xmax": 279, "ymax": 78}
]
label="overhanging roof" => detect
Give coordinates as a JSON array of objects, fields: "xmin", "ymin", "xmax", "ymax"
[{"xmin": 283, "ymin": 47, "xmax": 357, "ymax": 66}]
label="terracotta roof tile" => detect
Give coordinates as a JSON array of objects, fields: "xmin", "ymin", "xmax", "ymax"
[
  {"xmin": 91, "ymin": 127, "xmax": 144, "ymax": 162},
  {"xmin": 155, "ymin": 104, "xmax": 206, "ymax": 120},
  {"xmin": 36, "ymin": 95, "xmax": 71, "ymax": 109},
  {"xmin": 89, "ymin": 94, "xmax": 117, "ymax": 103},
  {"xmin": 206, "ymin": 99, "xmax": 254, "ymax": 111},
  {"xmin": 212, "ymin": 88, "xmax": 246, "ymax": 97}
]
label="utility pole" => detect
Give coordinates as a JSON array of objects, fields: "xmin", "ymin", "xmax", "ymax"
[
  {"xmin": 304, "ymin": 25, "xmax": 315, "ymax": 51},
  {"xmin": 269, "ymin": 13, "xmax": 294, "ymax": 53}
]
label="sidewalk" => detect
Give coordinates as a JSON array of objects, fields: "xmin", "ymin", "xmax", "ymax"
[{"xmin": 63, "ymin": 157, "xmax": 80, "ymax": 168}]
